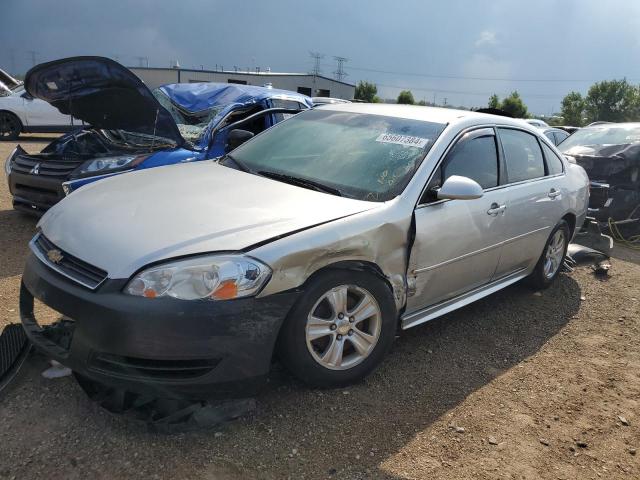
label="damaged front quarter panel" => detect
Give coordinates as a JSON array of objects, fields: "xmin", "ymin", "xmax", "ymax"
[{"xmin": 250, "ymin": 198, "xmax": 413, "ymax": 312}]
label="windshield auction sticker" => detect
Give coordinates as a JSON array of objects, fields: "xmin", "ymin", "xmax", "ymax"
[{"xmin": 376, "ymin": 133, "xmax": 429, "ymax": 148}]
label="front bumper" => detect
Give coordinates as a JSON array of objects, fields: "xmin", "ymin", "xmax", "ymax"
[
  {"xmin": 20, "ymin": 252, "xmax": 300, "ymax": 399},
  {"xmin": 8, "ymin": 170, "xmax": 65, "ymax": 215}
]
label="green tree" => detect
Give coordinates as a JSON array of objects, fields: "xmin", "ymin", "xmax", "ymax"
[
  {"xmin": 584, "ymin": 79, "xmax": 638, "ymax": 123},
  {"xmin": 354, "ymin": 81, "xmax": 378, "ymax": 102},
  {"xmin": 397, "ymin": 90, "xmax": 415, "ymax": 105},
  {"xmin": 488, "ymin": 94, "xmax": 500, "ymax": 109},
  {"xmin": 560, "ymin": 91, "xmax": 585, "ymax": 126},
  {"xmin": 500, "ymin": 91, "xmax": 529, "ymax": 118}
]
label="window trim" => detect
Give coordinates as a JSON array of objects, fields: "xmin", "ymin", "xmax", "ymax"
[{"xmin": 417, "ymin": 124, "xmax": 502, "ymax": 208}]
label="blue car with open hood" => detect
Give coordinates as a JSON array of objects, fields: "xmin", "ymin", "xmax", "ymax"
[{"xmin": 4, "ymin": 56, "xmax": 312, "ymax": 215}]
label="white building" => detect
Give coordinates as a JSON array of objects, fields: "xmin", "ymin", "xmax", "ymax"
[{"xmin": 129, "ymin": 67, "xmax": 355, "ymax": 100}]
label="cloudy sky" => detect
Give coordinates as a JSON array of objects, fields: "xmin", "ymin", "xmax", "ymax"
[{"xmin": 2, "ymin": 0, "xmax": 640, "ymax": 114}]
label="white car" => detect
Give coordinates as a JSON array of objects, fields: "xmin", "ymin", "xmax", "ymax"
[
  {"xmin": 0, "ymin": 85, "xmax": 79, "ymax": 140},
  {"xmin": 525, "ymin": 119, "xmax": 550, "ymax": 129}
]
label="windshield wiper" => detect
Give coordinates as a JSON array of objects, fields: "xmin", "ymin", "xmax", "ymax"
[
  {"xmin": 258, "ymin": 170, "xmax": 342, "ymax": 196},
  {"xmin": 221, "ymin": 153, "xmax": 253, "ymax": 173}
]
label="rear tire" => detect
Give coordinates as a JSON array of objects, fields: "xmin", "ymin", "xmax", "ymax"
[
  {"xmin": 527, "ymin": 219, "xmax": 570, "ymax": 290},
  {"xmin": 0, "ymin": 112, "xmax": 22, "ymax": 141},
  {"xmin": 278, "ymin": 269, "xmax": 397, "ymax": 388}
]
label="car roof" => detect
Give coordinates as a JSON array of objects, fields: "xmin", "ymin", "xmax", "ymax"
[
  {"xmin": 316, "ymin": 102, "xmax": 532, "ymax": 128},
  {"xmin": 158, "ymin": 82, "xmax": 313, "ymax": 113}
]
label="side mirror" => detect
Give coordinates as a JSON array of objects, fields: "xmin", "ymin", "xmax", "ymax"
[
  {"xmin": 436, "ymin": 175, "xmax": 484, "ymax": 200},
  {"xmin": 226, "ymin": 129, "xmax": 254, "ymax": 152}
]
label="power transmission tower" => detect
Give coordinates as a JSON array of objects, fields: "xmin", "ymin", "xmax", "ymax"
[
  {"xmin": 309, "ymin": 52, "xmax": 324, "ymax": 76},
  {"xmin": 333, "ymin": 56, "xmax": 348, "ymax": 82}
]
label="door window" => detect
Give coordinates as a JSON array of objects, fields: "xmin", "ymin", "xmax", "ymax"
[
  {"xmin": 541, "ymin": 142, "xmax": 564, "ymax": 175},
  {"xmin": 270, "ymin": 99, "xmax": 308, "ymax": 122},
  {"xmin": 426, "ymin": 132, "xmax": 499, "ymax": 197},
  {"xmin": 554, "ymin": 131, "xmax": 569, "ymax": 145},
  {"xmin": 499, "ymin": 128, "xmax": 545, "ymax": 183}
]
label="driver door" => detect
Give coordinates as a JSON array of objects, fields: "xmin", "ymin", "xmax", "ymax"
[{"xmin": 405, "ymin": 127, "xmax": 508, "ymax": 314}]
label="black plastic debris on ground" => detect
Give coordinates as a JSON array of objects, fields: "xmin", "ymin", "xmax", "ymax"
[
  {"xmin": 0, "ymin": 323, "xmax": 31, "ymax": 394},
  {"xmin": 74, "ymin": 373, "xmax": 255, "ymax": 433}
]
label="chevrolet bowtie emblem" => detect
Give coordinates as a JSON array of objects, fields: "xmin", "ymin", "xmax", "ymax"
[
  {"xmin": 30, "ymin": 163, "xmax": 41, "ymax": 175},
  {"xmin": 47, "ymin": 249, "xmax": 63, "ymax": 264}
]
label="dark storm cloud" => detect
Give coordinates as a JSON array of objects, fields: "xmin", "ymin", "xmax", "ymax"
[{"xmin": 1, "ymin": 0, "xmax": 640, "ymax": 113}]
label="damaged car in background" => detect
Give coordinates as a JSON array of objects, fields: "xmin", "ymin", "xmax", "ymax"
[
  {"xmin": 4, "ymin": 56, "xmax": 311, "ymax": 214},
  {"xmin": 559, "ymin": 123, "xmax": 640, "ymax": 240},
  {"xmin": 19, "ymin": 103, "xmax": 589, "ymax": 414}
]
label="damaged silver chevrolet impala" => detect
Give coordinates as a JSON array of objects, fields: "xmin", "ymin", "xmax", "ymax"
[{"xmin": 20, "ymin": 104, "xmax": 589, "ymax": 398}]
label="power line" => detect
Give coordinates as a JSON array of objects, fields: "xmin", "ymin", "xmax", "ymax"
[
  {"xmin": 319, "ymin": 62, "xmax": 640, "ymax": 83},
  {"xmin": 375, "ymin": 82, "xmax": 564, "ymax": 99}
]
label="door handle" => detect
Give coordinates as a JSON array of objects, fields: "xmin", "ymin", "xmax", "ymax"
[
  {"xmin": 548, "ymin": 188, "xmax": 561, "ymax": 199},
  {"xmin": 487, "ymin": 203, "xmax": 506, "ymax": 216}
]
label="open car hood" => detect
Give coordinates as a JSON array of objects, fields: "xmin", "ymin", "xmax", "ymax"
[{"xmin": 24, "ymin": 56, "xmax": 184, "ymax": 145}]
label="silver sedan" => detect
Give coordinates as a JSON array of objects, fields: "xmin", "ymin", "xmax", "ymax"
[{"xmin": 21, "ymin": 103, "xmax": 590, "ymax": 396}]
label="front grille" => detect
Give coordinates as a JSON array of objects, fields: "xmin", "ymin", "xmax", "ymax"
[
  {"xmin": 31, "ymin": 234, "xmax": 108, "ymax": 290},
  {"xmin": 90, "ymin": 353, "xmax": 220, "ymax": 380},
  {"xmin": 11, "ymin": 153, "xmax": 83, "ymax": 179}
]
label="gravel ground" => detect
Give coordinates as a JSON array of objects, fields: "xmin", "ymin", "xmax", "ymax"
[{"xmin": 0, "ymin": 136, "xmax": 638, "ymax": 479}]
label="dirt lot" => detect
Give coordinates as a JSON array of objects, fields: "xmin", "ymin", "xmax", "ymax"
[{"xmin": 0, "ymin": 136, "xmax": 638, "ymax": 480}]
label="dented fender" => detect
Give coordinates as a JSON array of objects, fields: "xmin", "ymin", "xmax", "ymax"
[{"xmin": 250, "ymin": 198, "xmax": 414, "ymax": 311}]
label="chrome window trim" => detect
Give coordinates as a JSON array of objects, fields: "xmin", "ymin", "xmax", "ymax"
[
  {"xmin": 29, "ymin": 233, "xmax": 107, "ymax": 291},
  {"xmin": 416, "ymin": 123, "xmax": 499, "ymax": 208}
]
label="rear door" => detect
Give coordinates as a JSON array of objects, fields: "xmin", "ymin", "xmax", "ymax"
[
  {"xmin": 493, "ymin": 128, "xmax": 566, "ymax": 278},
  {"xmin": 406, "ymin": 127, "xmax": 508, "ymax": 313}
]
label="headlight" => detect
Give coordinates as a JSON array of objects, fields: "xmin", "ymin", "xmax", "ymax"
[
  {"xmin": 125, "ymin": 254, "xmax": 271, "ymax": 301},
  {"xmin": 76, "ymin": 154, "xmax": 148, "ymax": 176}
]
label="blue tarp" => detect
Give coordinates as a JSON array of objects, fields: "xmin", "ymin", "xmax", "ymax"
[{"xmin": 158, "ymin": 82, "xmax": 313, "ymax": 113}]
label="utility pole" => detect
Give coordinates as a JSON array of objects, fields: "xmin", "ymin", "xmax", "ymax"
[
  {"xmin": 27, "ymin": 50, "xmax": 38, "ymax": 67},
  {"xmin": 135, "ymin": 56, "xmax": 149, "ymax": 68},
  {"xmin": 333, "ymin": 56, "xmax": 348, "ymax": 82},
  {"xmin": 443, "ymin": 97, "xmax": 448, "ymax": 107}
]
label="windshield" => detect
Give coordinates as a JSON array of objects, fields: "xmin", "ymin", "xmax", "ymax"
[
  {"xmin": 559, "ymin": 125, "xmax": 640, "ymax": 152},
  {"xmin": 229, "ymin": 109, "xmax": 445, "ymax": 201},
  {"xmin": 153, "ymin": 89, "xmax": 222, "ymax": 144}
]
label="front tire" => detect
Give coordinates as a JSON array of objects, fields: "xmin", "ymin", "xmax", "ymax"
[
  {"xmin": 527, "ymin": 219, "xmax": 570, "ymax": 290},
  {"xmin": 278, "ymin": 270, "xmax": 397, "ymax": 388},
  {"xmin": 0, "ymin": 112, "xmax": 22, "ymax": 141}
]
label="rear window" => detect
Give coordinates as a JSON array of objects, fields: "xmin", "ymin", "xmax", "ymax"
[
  {"xmin": 541, "ymin": 142, "xmax": 564, "ymax": 175},
  {"xmin": 499, "ymin": 128, "xmax": 545, "ymax": 183}
]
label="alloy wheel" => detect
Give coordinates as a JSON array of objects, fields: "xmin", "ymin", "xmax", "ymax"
[
  {"xmin": 543, "ymin": 229, "xmax": 566, "ymax": 279},
  {"xmin": 305, "ymin": 284, "xmax": 382, "ymax": 370}
]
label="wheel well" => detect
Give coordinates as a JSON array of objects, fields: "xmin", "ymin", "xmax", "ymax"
[
  {"xmin": 0, "ymin": 110, "xmax": 23, "ymax": 127},
  {"xmin": 562, "ymin": 213, "xmax": 576, "ymax": 238},
  {"xmin": 305, "ymin": 261, "xmax": 393, "ymax": 292}
]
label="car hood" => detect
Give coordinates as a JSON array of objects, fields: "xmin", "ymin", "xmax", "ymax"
[
  {"xmin": 38, "ymin": 162, "xmax": 378, "ymax": 279},
  {"xmin": 24, "ymin": 56, "xmax": 184, "ymax": 145},
  {"xmin": 562, "ymin": 143, "xmax": 640, "ymax": 183}
]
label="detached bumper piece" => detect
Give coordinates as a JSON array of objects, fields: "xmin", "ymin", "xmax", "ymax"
[
  {"xmin": 0, "ymin": 323, "xmax": 31, "ymax": 394},
  {"xmin": 20, "ymin": 252, "xmax": 300, "ymax": 402}
]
